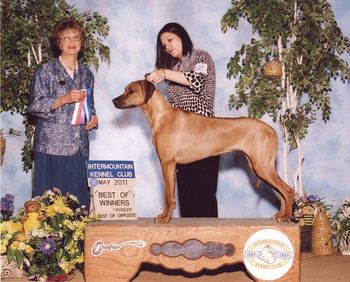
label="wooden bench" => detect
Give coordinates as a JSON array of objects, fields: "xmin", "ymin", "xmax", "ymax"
[{"xmin": 84, "ymin": 218, "xmax": 300, "ymax": 281}]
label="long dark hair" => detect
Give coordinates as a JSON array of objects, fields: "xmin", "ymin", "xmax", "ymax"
[{"xmin": 155, "ymin": 22, "xmax": 193, "ymax": 69}]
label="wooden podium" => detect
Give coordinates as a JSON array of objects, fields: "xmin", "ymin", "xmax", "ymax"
[{"xmin": 84, "ymin": 218, "xmax": 300, "ymax": 281}]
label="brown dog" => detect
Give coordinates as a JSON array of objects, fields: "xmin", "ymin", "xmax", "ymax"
[{"xmin": 113, "ymin": 80, "xmax": 294, "ymax": 223}]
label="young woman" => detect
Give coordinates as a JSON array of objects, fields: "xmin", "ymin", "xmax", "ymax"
[
  {"xmin": 28, "ymin": 18, "xmax": 98, "ymax": 208},
  {"xmin": 147, "ymin": 22, "xmax": 220, "ymax": 217}
]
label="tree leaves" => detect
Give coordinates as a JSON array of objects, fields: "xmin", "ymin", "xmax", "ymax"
[
  {"xmin": 0, "ymin": 0, "xmax": 111, "ymax": 171},
  {"xmin": 222, "ymin": 0, "xmax": 350, "ymax": 192},
  {"xmin": 222, "ymin": 0, "xmax": 350, "ymax": 148}
]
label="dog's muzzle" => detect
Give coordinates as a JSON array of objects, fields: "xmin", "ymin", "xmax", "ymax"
[
  {"xmin": 112, "ymin": 96, "xmax": 136, "ymax": 109},
  {"xmin": 112, "ymin": 96, "xmax": 124, "ymax": 108}
]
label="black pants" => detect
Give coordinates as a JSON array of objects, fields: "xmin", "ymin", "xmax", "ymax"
[{"xmin": 176, "ymin": 155, "xmax": 220, "ymax": 217}]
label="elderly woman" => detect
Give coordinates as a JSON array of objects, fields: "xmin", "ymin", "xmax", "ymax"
[{"xmin": 28, "ymin": 18, "xmax": 98, "ymax": 208}]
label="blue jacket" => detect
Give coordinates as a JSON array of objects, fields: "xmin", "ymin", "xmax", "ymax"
[{"xmin": 28, "ymin": 58, "xmax": 95, "ymax": 157}]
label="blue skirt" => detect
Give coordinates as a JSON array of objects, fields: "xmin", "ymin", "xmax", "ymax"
[{"xmin": 33, "ymin": 151, "xmax": 90, "ymax": 209}]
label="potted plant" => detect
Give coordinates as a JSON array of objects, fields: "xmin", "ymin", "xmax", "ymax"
[
  {"xmin": 1, "ymin": 189, "xmax": 94, "ymax": 281},
  {"xmin": 1, "ymin": 193, "xmax": 31, "ymax": 279},
  {"xmin": 18, "ymin": 188, "xmax": 92, "ymax": 281},
  {"xmin": 331, "ymin": 198, "xmax": 350, "ymax": 255}
]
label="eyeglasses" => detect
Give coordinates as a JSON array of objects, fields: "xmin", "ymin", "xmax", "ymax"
[{"xmin": 60, "ymin": 36, "xmax": 81, "ymax": 42}]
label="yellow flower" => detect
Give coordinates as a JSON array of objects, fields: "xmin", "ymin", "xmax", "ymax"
[
  {"xmin": 76, "ymin": 221, "xmax": 86, "ymax": 230},
  {"xmin": 1, "ymin": 243, "xmax": 7, "ymax": 254},
  {"xmin": 45, "ymin": 206, "xmax": 57, "ymax": 217},
  {"xmin": 59, "ymin": 259, "xmax": 75, "ymax": 274},
  {"xmin": 4, "ymin": 233, "xmax": 13, "ymax": 240},
  {"xmin": 18, "ymin": 241, "xmax": 27, "ymax": 251},
  {"xmin": 45, "ymin": 197, "xmax": 74, "ymax": 217},
  {"xmin": 73, "ymin": 229, "xmax": 84, "ymax": 241},
  {"xmin": 63, "ymin": 219, "xmax": 71, "ymax": 227},
  {"xmin": 24, "ymin": 245, "xmax": 34, "ymax": 255},
  {"xmin": 2, "ymin": 220, "xmax": 22, "ymax": 234},
  {"xmin": 65, "ymin": 220, "xmax": 76, "ymax": 231},
  {"xmin": 74, "ymin": 254, "xmax": 84, "ymax": 264},
  {"xmin": 2, "ymin": 238, "xmax": 9, "ymax": 247},
  {"xmin": 16, "ymin": 233, "xmax": 27, "ymax": 242},
  {"xmin": 64, "ymin": 240, "xmax": 76, "ymax": 254},
  {"xmin": 13, "ymin": 222, "xmax": 23, "ymax": 232},
  {"xmin": 72, "ymin": 221, "xmax": 86, "ymax": 241},
  {"xmin": 9, "ymin": 240, "xmax": 20, "ymax": 250}
]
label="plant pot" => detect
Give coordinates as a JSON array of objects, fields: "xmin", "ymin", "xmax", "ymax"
[{"xmin": 0, "ymin": 255, "xmax": 24, "ymax": 279}]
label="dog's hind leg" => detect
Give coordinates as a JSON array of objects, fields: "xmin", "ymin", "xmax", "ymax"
[
  {"xmin": 251, "ymin": 160, "xmax": 294, "ymax": 222},
  {"xmin": 271, "ymin": 177, "xmax": 294, "ymax": 222},
  {"xmin": 263, "ymin": 172, "xmax": 294, "ymax": 221},
  {"xmin": 245, "ymin": 156, "xmax": 262, "ymax": 189},
  {"xmin": 155, "ymin": 161, "xmax": 177, "ymax": 223}
]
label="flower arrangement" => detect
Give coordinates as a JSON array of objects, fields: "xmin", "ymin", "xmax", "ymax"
[
  {"xmin": 1, "ymin": 193, "xmax": 33, "ymax": 273},
  {"xmin": 292, "ymin": 192, "xmax": 331, "ymax": 226},
  {"xmin": 1, "ymin": 188, "xmax": 93, "ymax": 281},
  {"xmin": 0, "ymin": 217, "xmax": 34, "ymax": 268},
  {"xmin": 1, "ymin": 193, "xmax": 15, "ymax": 221},
  {"xmin": 331, "ymin": 198, "xmax": 350, "ymax": 254}
]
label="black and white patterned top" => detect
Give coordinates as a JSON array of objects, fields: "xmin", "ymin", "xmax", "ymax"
[{"xmin": 166, "ymin": 49, "xmax": 216, "ymax": 117}]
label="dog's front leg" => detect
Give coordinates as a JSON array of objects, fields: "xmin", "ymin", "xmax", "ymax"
[{"xmin": 155, "ymin": 162, "xmax": 176, "ymax": 223}]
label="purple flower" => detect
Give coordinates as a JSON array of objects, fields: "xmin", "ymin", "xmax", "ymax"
[
  {"xmin": 307, "ymin": 194, "xmax": 320, "ymax": 203},
  {"xmin": 0, "ymin": 193, "xmax": 15, "ymax": 211},
  {"xmin": 40, "ymin": 238, "xmax": 57, "ymax": 256}
]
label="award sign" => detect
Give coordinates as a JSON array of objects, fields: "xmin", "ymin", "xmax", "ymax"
[{"xmin": 88, "ymin": 160, "xmax": 137, "ymax": 220}]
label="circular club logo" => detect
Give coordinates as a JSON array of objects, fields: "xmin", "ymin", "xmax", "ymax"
[
  {"xmin": 243, "ymin": 229, "xmax": 294, "ymax": 280},
  {"xmin": 89, "ymin": 178, "xmax": 98, "ymax": 187}
]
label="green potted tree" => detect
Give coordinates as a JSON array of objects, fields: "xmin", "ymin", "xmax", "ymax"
[{"xmin": 221, "ymin": 0, "xmax": 350, "ymax": 197}]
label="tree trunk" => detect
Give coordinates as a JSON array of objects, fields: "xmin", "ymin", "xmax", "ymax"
[
  {"xmin": 278, "ymin": 37, "xmax": 290, "ymax": 184},
  {"xmin": 293, "ymin": 137, "xmax": 304, "ymax": 195}
]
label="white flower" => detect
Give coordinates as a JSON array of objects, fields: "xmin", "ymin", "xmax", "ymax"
[
  {"xmin": 18, "ymin": 241, "xmax": 26, "ymax": 251},
  {"xmin": 31, "ymin": 228, "xmax": 47, "ymax": 238},
  {"xmin": 23, "ymin": 258, "xmax": 30, "ymax": 267},
  {"xmin": 69, "ymin": 195, "xmax": 78, "ymax": 202}
]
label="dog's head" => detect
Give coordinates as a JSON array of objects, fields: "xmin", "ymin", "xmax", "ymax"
[{"xmin": 112, "ymin": 80, "xmax": 156, "ymax": 109}]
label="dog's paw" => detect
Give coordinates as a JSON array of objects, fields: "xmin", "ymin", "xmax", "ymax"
[
  {"xmin": 155, "ymin": 214, "xmax": 171, "ymax": 224},
  {"xmin": 272, "ymin": 212, "xmax": 292, "ymax": 223}
]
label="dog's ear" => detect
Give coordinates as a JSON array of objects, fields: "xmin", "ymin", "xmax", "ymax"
[{"xmin": 140, "ymin": 80, "xmax": 156, "ymax": 104}]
